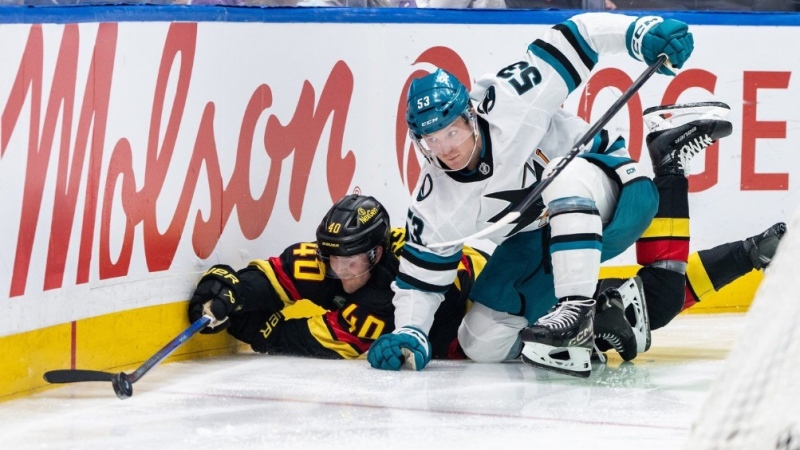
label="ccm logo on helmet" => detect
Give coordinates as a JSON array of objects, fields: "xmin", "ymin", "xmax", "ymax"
[{"xmin": 421, "ymin": 117, "xmax": 438, "ymax": 127}]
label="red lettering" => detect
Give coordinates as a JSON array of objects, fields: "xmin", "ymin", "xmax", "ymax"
[
  {"xmin": 137, "ymin": 23, "xmax": 198, "ymax": 271},
  {"xmin": 63, "ymin": 24, "xmax": 116, "ymax": 286},
  {"xmin": 3, "ymin": 25, "xmax": 45, "ymax": 297},
  {"xmin": 578, "ymin": 68, "xmax": 643, "ymax": 162},
  {"xmin": 6, "ymin": 23, "xmax": 357, "ymax": 296},
  {"xmin": 189, "ymin": 103, "xmax": 224, "ymax": 259},
  {"xmin": 741, "ymin": 71, "xmax": 789, "ymax": 191},
  {"xmin": 2, "ymin": 24, "xmax": 115, "ymax": 295},
  {"xmin": 104, "ymin": 23, "xmax": 359, "ymax": 272},
  {"xmin": 100, "ymin": 138, "xmax": 135, "ymax": 280}
]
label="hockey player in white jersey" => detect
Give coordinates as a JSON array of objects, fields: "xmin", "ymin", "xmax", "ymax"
[{"xmin": 367, "ymin": 13, "xmax": 699, "ymax": 377}]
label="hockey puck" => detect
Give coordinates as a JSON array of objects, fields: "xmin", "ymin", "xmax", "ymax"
[{"xmin": 111, "ymin": 372, "xmax": 133, "ymax": 399}]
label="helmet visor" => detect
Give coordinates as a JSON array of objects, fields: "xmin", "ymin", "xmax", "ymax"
[
  {"xmin": 410, "ymin": 113, "xmax": 478, "ymax": 171},
  {"xmin": 318, "ymin": 248, "xmax": 378, "ymax": 280},
  {"xmin": 415, "ymin": 118, "xmax": 475, "ymax": 156}
]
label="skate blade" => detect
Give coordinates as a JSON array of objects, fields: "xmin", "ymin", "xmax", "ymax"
[
  {"xmin": 520, "ymin": 342, "xmax": 592, "ymax": 378},
  {"xmin": 619, "ymin": 277, "xmax": 651, "ymax": 353},
  {"xmin": 643, "ymin": 101, "xmax": 730, "ymax": 132}
]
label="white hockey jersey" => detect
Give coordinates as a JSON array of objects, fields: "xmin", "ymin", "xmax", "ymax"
[{"xmin": 395, "ymin": 13, "xmax": 640, "ymax": 333}]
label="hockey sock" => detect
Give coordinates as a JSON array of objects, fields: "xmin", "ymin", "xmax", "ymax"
[
  {"xmin": 634, "ymin": 175, "xmax": 690, "ymax": 329},
  {"xmin": 682, "ymin": 241, "xmax": 752, "ymax": 311},
  {"xmin": 636, "ymin": 175, "xmax": 690, "ymax": 265}
]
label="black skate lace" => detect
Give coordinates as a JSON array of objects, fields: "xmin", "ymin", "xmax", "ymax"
[{"xmin": 677, "ymin": 134, "xmax": 714, "ymax": 172}]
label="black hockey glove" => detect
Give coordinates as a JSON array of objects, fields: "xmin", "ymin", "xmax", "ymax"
[{"xmin": 188, "ymin": 264, "xmax": 243, "ymax": 334}]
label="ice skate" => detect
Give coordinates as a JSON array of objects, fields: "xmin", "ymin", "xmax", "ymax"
[
  {"xmin": 644, "ymin": 102, "xmax": 733, "ymax": 176},
  {"xmin": 744, "ymin": 222, "xmax": 787, "ymax": 270},
  {"xmin": 520, "ymin": 297, "xmax": 595, "ymax": 378},
  {"xmin": 593, "ymin": 276, "xmax": 650, "ymax": 361}
]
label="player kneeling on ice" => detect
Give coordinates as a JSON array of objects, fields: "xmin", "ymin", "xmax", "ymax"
[
  {"xmin": 369, "ymin": 12, "xmax": 695, "ymax": 377},
  {"xmin": 367, "ymin": 12, "xmax": 784, "ymax": 377}
]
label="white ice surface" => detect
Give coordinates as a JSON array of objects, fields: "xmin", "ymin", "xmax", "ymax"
[{"xmin": 2, "ymin": 313, "xmax": 744, "ymax": 450}]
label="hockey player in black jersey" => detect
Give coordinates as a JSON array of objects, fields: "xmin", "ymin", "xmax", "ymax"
[{"xmin": 187, "ymin": 194, "xmax": 486, "ymax": 360}]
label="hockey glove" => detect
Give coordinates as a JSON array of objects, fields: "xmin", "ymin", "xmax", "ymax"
[
  {"xmin": 188, "ymin": 264, "xmax": 243, "ymax": 334},
  {"xmin": 627, "ymin": 16, "xmax": 693, "ymax": 76},
  {"xmin": 367, "ymin": 327, "xmax": 432, "ymax": 371}
]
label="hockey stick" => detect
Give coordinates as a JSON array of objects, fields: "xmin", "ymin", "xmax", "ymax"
[
  {"xmin": 428, "ymin": 54, "xmax": 669, "ymax": 249},
  {"xmin": 43, "ymin": 315, "xmax": 212, "ymax": 400}
]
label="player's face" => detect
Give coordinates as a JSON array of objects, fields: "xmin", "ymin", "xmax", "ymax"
[
  {"xmin": 420, "ymin": 117, "xmax": 479, "ymax": 171},
  {"xmin": 329, "ymin": 253, "xmax": 371, "ymax": 279},
  {"xmin": 328, "ymin": 248, "xmax": 380, "ymax": 293}
]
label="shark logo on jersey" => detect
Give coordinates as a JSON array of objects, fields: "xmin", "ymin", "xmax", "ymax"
[
  {"xmin": 485, "ymin": 184, "xmax": 547, "ymax": 236},
  {"xmin": 416, "ymin": 174, "xmax": 433, "ymax": 202},
  {"xmin": 521, "ymin": 160, "xmax": 545, "ymax": 188},
  {"xmin": 477, "ymin": 86, "xmax": 496, "ymax": 115}
]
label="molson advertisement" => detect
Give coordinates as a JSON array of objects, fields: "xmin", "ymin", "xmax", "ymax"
[{"xmin": 0, "ymin": 15, "xmax": 795, "ymax": 351}]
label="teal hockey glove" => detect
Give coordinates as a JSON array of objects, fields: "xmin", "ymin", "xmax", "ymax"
[
  {"xmin": 627, "ymin": 16, "xmax": 694, "ymax": 76},
  {"xmin": 367, "ymin": 327, "xmax": 432, "ymax": 371}
]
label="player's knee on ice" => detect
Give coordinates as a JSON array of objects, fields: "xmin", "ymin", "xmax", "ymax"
[{"xmin": 458, "ymin": 303, "xmax": 527, "ymax": 362}]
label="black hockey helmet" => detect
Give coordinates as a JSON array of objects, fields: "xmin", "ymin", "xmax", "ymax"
[{"xmin": 316, "ymin": 194, "xmax": 391, "ymax": 263}]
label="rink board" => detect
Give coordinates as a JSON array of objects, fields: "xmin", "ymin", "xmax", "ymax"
[{"xmin": 0, "ymin": 7, "xmax": 794, "ymax": 399}]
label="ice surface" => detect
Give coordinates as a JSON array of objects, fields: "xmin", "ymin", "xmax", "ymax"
[{"xmin": 1, "ymin": 313, "xmax": 744, "ymax": 450}]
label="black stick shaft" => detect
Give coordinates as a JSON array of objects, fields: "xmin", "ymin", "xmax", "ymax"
[{"xmin": 512, "ymin": 54, "xmax": 667, "ymax": 216}]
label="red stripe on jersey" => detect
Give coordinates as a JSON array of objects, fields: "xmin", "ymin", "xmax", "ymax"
[
  {"xmin": 682, "ymin": 282, "xmax": 699, "ymax": 312},
  {"xmin": 325, "ymin": 311, "xmax": 371, "ymax": 354},
  {"xmin": 460, "ymin": 254, "xmax": 473, "ymax": 279},
  {"xmin": 268, "ymin": 256, "xmax": 302, "ymax": 301},
  {"xmin": 636, "ymin": 238, "xmax": 690, "ymax": 266}
]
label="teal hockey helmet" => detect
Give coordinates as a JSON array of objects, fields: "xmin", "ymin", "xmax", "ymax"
[{"xmin": 406, "ymin": 69, "xmax": 471, "ymax": 138}]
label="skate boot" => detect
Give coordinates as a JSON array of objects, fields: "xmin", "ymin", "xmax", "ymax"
[
  {"xmin": 744, "ymin": 222, "xmax": 787, "ymax": 270},
  {"xmin": 593, "ymin": 276, "xmax": 650, "ymax": 361},
  {"xmin": 644, "ymin": 102, "xmax": 733, "ymax": 176},
  {"xmin": 520, "ymin": 297, "xmax": 595, "ymax": 378}
]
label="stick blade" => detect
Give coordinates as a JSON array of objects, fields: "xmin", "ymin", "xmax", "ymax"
[{"xmin": 44, "ymin": 369, "xmax": 114, "ymax": 384}]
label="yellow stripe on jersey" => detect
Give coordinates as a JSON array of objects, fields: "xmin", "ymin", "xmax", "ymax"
[
  {"xmin": 462, "ymin": 246, "xmax": 488, "ymax": 278},
  {"xmin": 390, "ymin": 227, "xmax": 407, "ymax": 258},
  {"xmin": 686, "ymin": 251, "xmax": 716, "ymax": 299},
  {"xmin": 640, "ymin": 218, "xmax": 690, "ymax": 239},
  {"xmin": 453, "ymin": 246, "xmax": 490, "ymax": 291},
  {"xmin": 249, "ymin": 260, "xmax": 295, "ymax": 308},
  {"xmin": 306, "ymin": 315, "xmax": 361, "ymax": 359}
]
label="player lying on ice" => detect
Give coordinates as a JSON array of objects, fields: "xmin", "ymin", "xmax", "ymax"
[
  {"xmin": 187, "ymin": 194, "xmax": 784, "ymax": 365},
  {"xmin": 189, "ymin": 194, "xmax": 487, "ymax": 360},
  {"xmin": 365, "ymin": 11, "xmax": 786, "ymax": 377}
]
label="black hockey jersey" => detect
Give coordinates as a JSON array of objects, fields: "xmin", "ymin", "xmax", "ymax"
[{"xmin": 224, "ymin": 228, "xmax": 488, "ymax": 360}]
